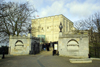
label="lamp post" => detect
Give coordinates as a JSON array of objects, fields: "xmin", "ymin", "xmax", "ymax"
[
  {"xmin": 28, "ymin": 24, "xmax": 32, "ymax": 33},
  {"xmin": 28, "ymin": 24, "xmax": 32, "ymax": 54}
]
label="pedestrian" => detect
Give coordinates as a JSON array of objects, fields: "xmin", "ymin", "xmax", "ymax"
[
  {"xmin": 52, "ymin": 43, "xmax": 54, "ymax": 50},
  {"xmin": 2, "ymin": 50, "xmax": 5, "ymax": 59},
  {"xmin": 43, "ymin": 43, "xmax": 46, "ymax": 51}
]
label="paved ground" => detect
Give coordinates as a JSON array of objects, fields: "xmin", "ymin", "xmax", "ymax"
[{"xmin": 0, "ymin": 48, "xmax": 100, "ymax": 67}]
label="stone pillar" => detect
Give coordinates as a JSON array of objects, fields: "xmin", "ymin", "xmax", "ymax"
[
  {"xmin": 27, "ymin": 33, "xmax": 32, "ymax": 53},
  {"xmin": 59, "ymin": 32, "xmax": 63, "ymax": 37},
  {"xmin": 58, "ymin": 32, "xmax": 63, "ymax": 54}
]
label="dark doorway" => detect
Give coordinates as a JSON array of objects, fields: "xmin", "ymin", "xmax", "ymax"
[{"xmin": 30, "ymin": 41, "xmax": 40, "ymax": 55}]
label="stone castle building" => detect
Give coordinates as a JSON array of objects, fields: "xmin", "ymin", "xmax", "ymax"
[{"xmin": 31, "ymin": 14, "xmax": 76, "ymax": 43}]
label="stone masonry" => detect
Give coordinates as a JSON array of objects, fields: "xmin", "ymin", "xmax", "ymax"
[{"xmin": 58, "ymin": 31, "xmax": 89, "ymax": 58}]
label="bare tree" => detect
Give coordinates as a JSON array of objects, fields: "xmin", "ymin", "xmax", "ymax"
[
  {"xmin": 0, "ymin": 1, "xmax": 36, "ymax": 45},
  {"xmin": 75, "ymin": 12, "xmax": 100, "ymax": 41},
  {"xmin": 74, "ymin": 12, "xmax": 100, "ymax": 57},
  {"xmin": 0, "ymin": 2, "xmax": 36, "ymax": 36}
]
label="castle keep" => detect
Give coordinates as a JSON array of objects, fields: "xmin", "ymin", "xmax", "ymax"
[{"xmin": 31, "ymin": 14, "xmax": 75, "ymax": 43}]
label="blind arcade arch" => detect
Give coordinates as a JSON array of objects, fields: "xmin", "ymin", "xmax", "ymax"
[
  {"xmin": 15, "ymin": 40, "xmax": 24, "ymax": 50},
  {"xmin": 67, "ymin": 39, "xmax": 79, "ymax": 51}
]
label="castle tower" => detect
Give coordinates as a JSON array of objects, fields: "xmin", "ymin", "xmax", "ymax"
[{"xmin": 31, "ymin": 14, "xmax": 75, "ymax": 43}]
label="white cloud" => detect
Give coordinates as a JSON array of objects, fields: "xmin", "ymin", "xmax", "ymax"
[
  {"xmin": 38, "ymin": 0, "xmax": 100, "ymax": 21},
  {"xmin": 39, "ymin": 1, "xmax": 68, "ymax": 17},
  {"xmin": 29, "ymin": 0, "xmax": 44, "ymax": 9},
  {"xmin": 5, "ymin": 0, "xmax": 44, "ymax": 9},
  {"xmin": 5, "ymin": 0, "xmax": 100, "ymax": 22},
  {"xmin": 66, "ymin": 0, "xmax": 100, "ymax": 18}
]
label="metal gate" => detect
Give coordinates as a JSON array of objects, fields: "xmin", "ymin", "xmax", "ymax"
[{"xmin": 29, "ymin": 37, "xmax": 40, "ymax": 55}]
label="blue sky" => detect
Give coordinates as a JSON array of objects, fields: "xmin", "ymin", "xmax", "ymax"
[
  {"xmin": 0, "ymin": 0, "xmax": 100, "ymax": 46},
  {"xmin": 5, "ymin": 0, "xmax": 100, "ymax": 22}
]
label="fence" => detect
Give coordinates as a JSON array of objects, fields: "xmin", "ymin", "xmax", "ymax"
[{"xmin": 29, "ymin": 37, "xmax": 40, "ymax": 55}]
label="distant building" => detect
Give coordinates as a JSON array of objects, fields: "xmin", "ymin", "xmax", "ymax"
[{"xmin": 31, "ymin": 14, "xmax": 76, "ymax": 43}]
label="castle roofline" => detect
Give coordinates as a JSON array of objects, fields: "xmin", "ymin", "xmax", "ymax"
[
  {"xmin": 32, "ymin": 14, "xmax": 73, "ymax": 23},
  {"xmin": 32, "ymin": 14, "xmax": 63, "ymax": 20}
]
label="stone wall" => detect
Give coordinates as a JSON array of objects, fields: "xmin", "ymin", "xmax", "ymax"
[
  {"xmin": 9, "ymin": 34, "xmax": 31, "ymax": 55},
  {"xmin": 9, "ymin": 34, "xmax": 40, "ymax": 55},
  {"xmin": 58, "ymin": 32, "xmax": 89, "ymax": 58}
]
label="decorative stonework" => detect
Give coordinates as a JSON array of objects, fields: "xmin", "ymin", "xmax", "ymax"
[
  {"xmin": 9, "ymin": 34, "xmax": 40, "ymax": 55},
  {"xmin": 58, "ymin": 31, "xmax": 89, "ymax": 58}
]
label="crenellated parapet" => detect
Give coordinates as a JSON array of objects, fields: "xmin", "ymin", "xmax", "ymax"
[{"xmin": 32, "ymin": 14, "xmax": 63, "ymax": 21}]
